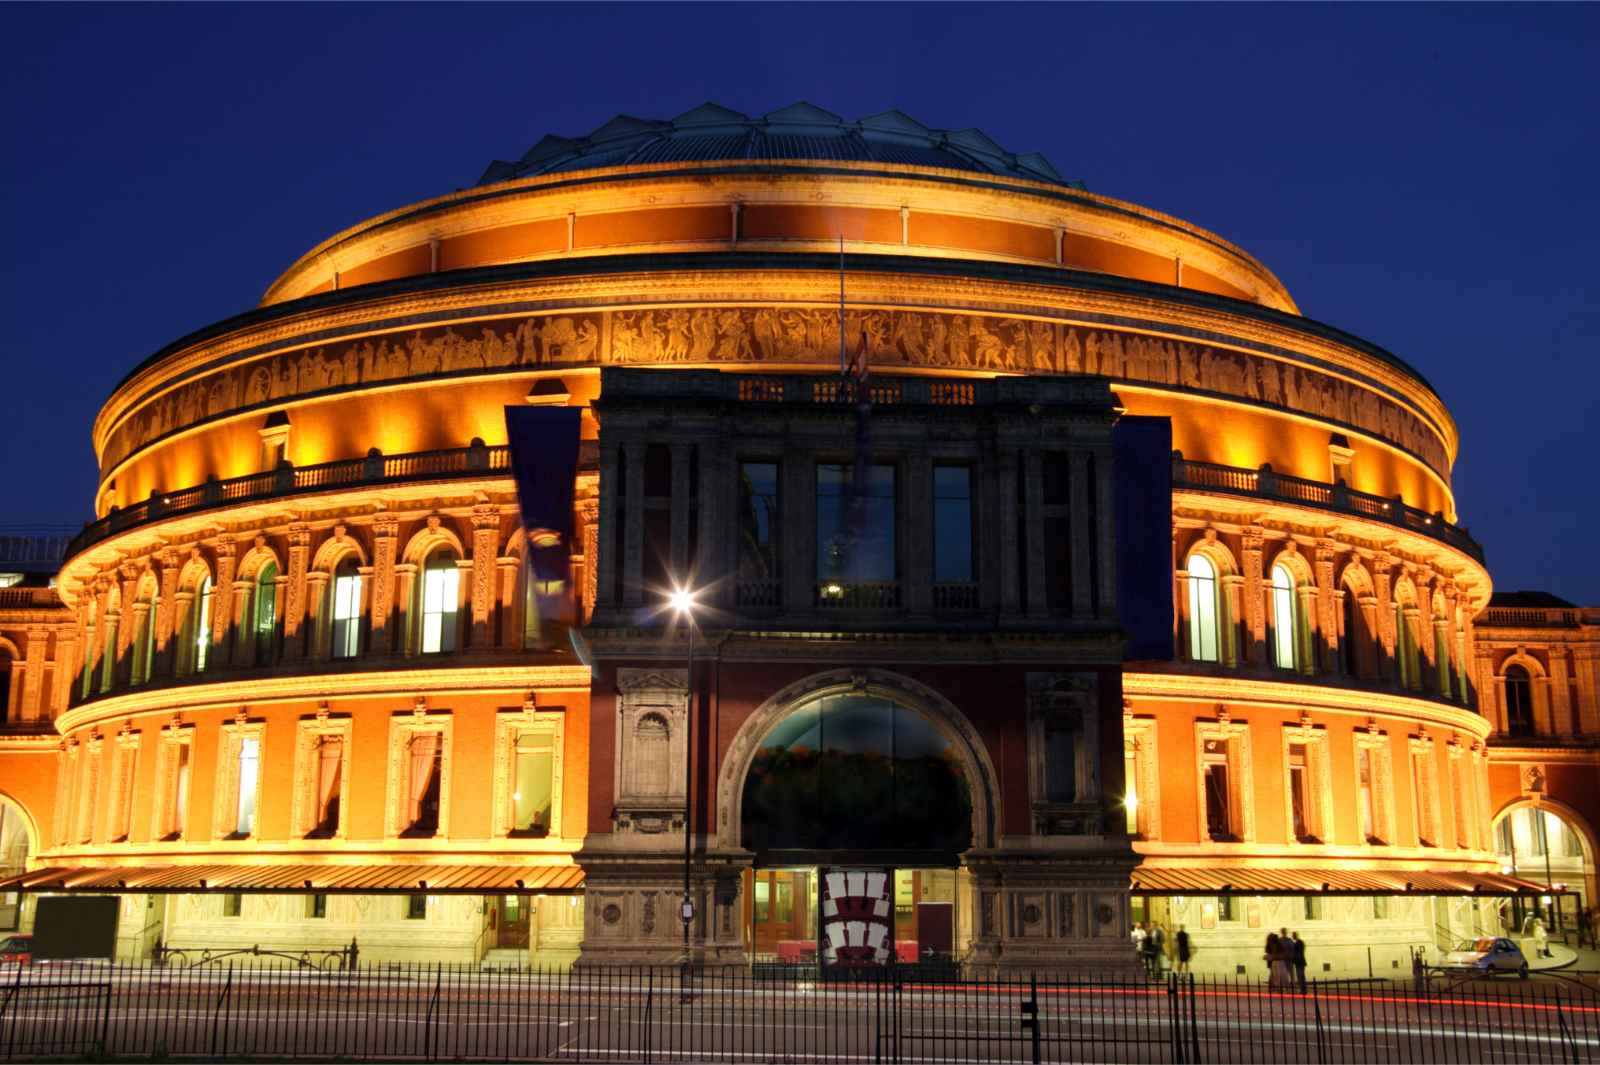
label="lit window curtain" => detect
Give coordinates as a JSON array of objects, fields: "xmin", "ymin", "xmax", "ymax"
[
  {"xmin": 193, "ymin": 578, "xmax": 212, "ymax": 673},
  {"xmin": 316, "ymin": 737, "xmax": 343, "ymax": 831},
  {"xmin": 421, "ymin": 555, "xmax": 459, "ymax": 653},
  {"xmin": 406, "ymin": 732, "xmax": 440, "ymax": 826},
  {"xmin": 255, "ymin": 563, "xmax": 278, "ymax": 664},
  {"xmin": 1186, "ymin": 554, "xmax": 1219, "ymax": 662},
  {"xmin": 235, "ymin": 737, "xmax": 260, "ymax": 836},
  {"xmin": 331, "ymin": 566, "xmax": 361, "ymax": 659},
  {"xmin": 1269, "ymin": 564, "xmax": 1296, "ymax": 670}
]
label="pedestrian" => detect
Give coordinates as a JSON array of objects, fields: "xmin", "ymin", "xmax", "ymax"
[
  {"xmin": 1273, "ymin": 928, "xmax": 1295, "ymax": 989},
  {"xmin": 1578, "ymin": 909, "xmax": 1594, "ymax": 950},
  {"xmin": 1290, "ymin": 931, "xmax": 1307, "ymax": 992},
  {"xmin": 1149, "ymin": 923, "xmax": 1166, "ymax": 975},
  {"xmin": 1132, "ymin": 920, "xmax": 1147, "ymax": 958},
  {"xmin": 1532, "ymin": 917, "xmax": 1551, "ymax": 959},
  {"xmin": 1175, "ymin": 925, "xmax": 1191, "ymax": 974},
  {"xmin": 1142, "ymin": 922, "xmax": 1161, "ymax": 978},
  {"xmin": 1264, "ymin": 931, "xmax": 1282, "ymax": 987}
]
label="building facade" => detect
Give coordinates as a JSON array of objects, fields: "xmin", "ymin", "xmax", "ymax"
[{"xmin": 0, "ymin": 104, "xmax": 1589, "ymax": 975}]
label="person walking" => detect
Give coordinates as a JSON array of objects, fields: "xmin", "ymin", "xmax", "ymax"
[
  {"xmin": 1149, "ymin": 923, "xmax": 1167, "ymax": 976},
  {"xmin": 1264, "ymin": 931, "xmax": 1282, "ymax": 987},
  {"xmin": 1290, "ymin": 931, "xmax": 1308, "ymax": 992},
  {"xmin": 1532, "ymin": 916, "xmax": 1551, "ymax": 959},
  {"xmin": 1141, "ymin": 922, "xmax": 1161, "ymax": 978},
  {"xmin": 1175, "ymin": 925, "xmax": 1191, "ymax": 974}
]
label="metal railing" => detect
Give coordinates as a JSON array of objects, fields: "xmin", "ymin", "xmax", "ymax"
[
  {"xmin": 65, "ymin": 441, "xmax": 598, "ymax": 561},
  {"xmin": 1173, "ymin": 456, "xmax": 1486, "ymax": 563},
  {"xmin": 0, "ymin": 962, "xmax": 1594, "ymax": 1063},
  {"xmin": 0, "ymin": 587, "xmax": 63, "ymax": 611},
  {"xmin": 0, "ymin": 528, "xmax": 75, "ymax": 572}
]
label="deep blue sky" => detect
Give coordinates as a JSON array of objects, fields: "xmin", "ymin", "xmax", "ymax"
[{"xmin": 3, "ymin": 4, "xmax": 1596, "ymax": 602}]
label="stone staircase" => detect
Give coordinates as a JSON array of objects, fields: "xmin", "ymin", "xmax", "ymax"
[{"xmin": 479, "ymin": 948, "xmax": 527, "ymax": 970}]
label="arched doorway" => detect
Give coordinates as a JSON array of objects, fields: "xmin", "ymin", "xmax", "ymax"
[
  {"xmin": 0, "ymin": 795, "xmax": 36, "ymax": 932},
  {"xmin": 1493, "ymin": 802, "xmax": 1597, "ymax": 937},
  {"xmin": 721, "ymin": 671, "xmax": 995, "ymax": 971}
]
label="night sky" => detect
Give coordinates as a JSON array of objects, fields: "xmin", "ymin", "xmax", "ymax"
[{"xmin": 3, "ymin": 4, "xmax": 1595, "ymax": 602}]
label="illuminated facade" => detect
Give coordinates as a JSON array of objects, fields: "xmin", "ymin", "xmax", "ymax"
[{"xmin": 0, "ymin": 103, "xmax": 1588, "ymax": 974}]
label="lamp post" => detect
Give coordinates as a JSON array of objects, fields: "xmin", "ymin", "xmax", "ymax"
[{"xmin": 668, "ymin": 585, "xmax": 697, "ymax": 978}]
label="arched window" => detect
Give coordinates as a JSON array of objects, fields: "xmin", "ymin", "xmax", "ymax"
[
  {"xmin": 1269, "ymin": 562, "xmax": 1298, "ymax": 671},
  {"xmin": 186, "ymin": 577, "xmax": 213, "ymax": 675},
  {"xmin": 1186, "ymin": 553, "xmax": 1220, "ymax": 663},
  {"xmin": 1504, "ymin": 665, "xmax": 1534, "ymax": 736},
  {"xmin": 79, "ymin": 601, "xmax": 97, "ymax": 699},
  {"xmin": 634, "ymin": 713, "xmax": 670, "ymax": 797},
  {"xmin": 253, "ymin": 562, "xmax": 278, "ymax": 665},
  {"xmin": 329, "ymin": 558, "xmax": 362, "ymax": 660},
  {"xmin": 133, "ymin": 594, "xmax": 157, "ymax": 685},
  {"xmin": 419, "ymin": 550, "xmax": 460, "ymax": 654},
  {"xmin": 1340, "ymin": 593, "xmax": 1359, "ymax": 677}
]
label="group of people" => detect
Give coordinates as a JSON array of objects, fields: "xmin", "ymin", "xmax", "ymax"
[
  {"xmin": 1131, "ymin": 921, "xmax": 1191, "ymax": 977},
  {"xmin": 1264, "ymin": 930, "xmax": 1309, "ymax": 990}
]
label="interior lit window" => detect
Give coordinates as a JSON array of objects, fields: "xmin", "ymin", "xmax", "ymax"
[
  {"xmin": 330, "ymin": 560, "xmax": 361, "ymax": 659},
  {"xmin": 1358, "ymin": 747, "xmax": 1378, "ymax": 843},
  {"xmin": 1269, "ymin": 562, "xmax": 1297, "ymax": 670},
  {"xmin": 510, "ymin": 734, "xmax": 555, "ymax": 837},
  {"xmin": 193, "ymin": 577, "xmax": 212, "ymax": 673},
  {"xmin": 1202, "ymin": 738, "xmax": 1234, "ymax": 841},
  {"xmin": 234, "ymin": 736, "xmax": 260, "ymax": 837},
  {"xmin": 1504, "ymin": 665, "xmax": 1534, "ymax": 736},
  {"xmin": 254, "ymin": 563, "xmax": 278, "ymax": 664},
  {"xmin": 420, "ymin": 552, "xmax": 460, "ymax": 654},
  {"xmin": 1186, "ymin": 554, "xmax": 1220, "ymax": 662},
  {"xmin": 1287, "ymin": 742, "xmax": 1313, "ymax": 842}
]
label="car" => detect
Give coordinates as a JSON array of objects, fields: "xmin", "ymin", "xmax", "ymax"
[
  {"xmin": 0, "ymin": 933, "xmax": 33, "ymax": 965},
  {"xmin": 1442, "ymin": 936, "xmax": 1529, "ymax": 978}
]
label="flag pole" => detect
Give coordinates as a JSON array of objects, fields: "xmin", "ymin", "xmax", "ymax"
[{"xmin": 838, "ymin": 233, "xmax": 846, "ymax": 377}]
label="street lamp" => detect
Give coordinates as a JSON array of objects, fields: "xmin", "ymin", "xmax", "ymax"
[{"xmin": 668, "ymin": 584, "xmax": 697, "ymax": 979}]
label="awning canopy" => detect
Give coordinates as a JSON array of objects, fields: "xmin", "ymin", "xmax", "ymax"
[
  {"xmin": 0, "ymin": 863, "xmax": 584, "ymax": 895},
  {"xmin": 1132, "ymin": 866, "xmax": 1559, "ymax": 897}
]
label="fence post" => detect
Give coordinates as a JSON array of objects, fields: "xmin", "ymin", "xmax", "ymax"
[
  {"xmin": 1017, "ymin": 972, "xmax": 1041, "ymax": 1065},
  {"xmin": 424, "ymin": 964, "xmax": 442, "ymax": 1061},
  {"xmin": 1167, "ymin": 974, "xmax": 1183, "ymax": 1065},
  {"xmin": 1554, "ymin": 985, "xmax": 1579, "ymax": 1065},
  {"xmin": 1187, "ymin": 974, "xmax": 1201, "ymax": 1065},
  {"xmin": 1311, "ymin": 980, "xmax": 1327, "ymax": 1065},
  {"xmin": 645, "ymin": 966, "xmax": 654, "ymax": 1065},
  {"xmin": 210, "ymin": 963, "xmax": 232, "ymax": 1059}
]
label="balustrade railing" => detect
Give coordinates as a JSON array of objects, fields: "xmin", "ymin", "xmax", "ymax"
[
  {"xmin": 65, "ymin": 441, "xmax": 598, "ymax": 560},
  {"xmin": 814, "ymin": 581, "xmax": 902, "ymax": 609},
  {"xmin": 1172, "ymin": 456, "xmax": 1485, "ymax": 563},
  {"xmin": 1480, "ymin": 607, "xmax": 1593, "ymax": 629},
  {"xmin": 932, "ymin": 582, "xmax": 980, "ymax": 610},
  {"xmin": 0, "ymin": 586, "xmax": 63, "ymax": 610}
]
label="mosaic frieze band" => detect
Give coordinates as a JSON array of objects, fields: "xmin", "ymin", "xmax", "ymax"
[{"xmin": 103, "ymin": 307, "xmax": 1450, "ymax": 476}]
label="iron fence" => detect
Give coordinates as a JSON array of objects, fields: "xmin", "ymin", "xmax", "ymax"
[{"xmin": 0, "ymin": 961, "xmax": 1595, "ymax": 1062}]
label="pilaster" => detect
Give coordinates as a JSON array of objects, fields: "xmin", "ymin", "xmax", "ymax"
[
  {"xmin": 281, "ymin": 523, "xmax": 312, "ymax": 661},
  {"xmin": 209, "ymin": 539, "xmax": 237, "ymax": 668},
  {"xmin": 1240, "ymin": 527, "xmax": 1266, "ymax": 666},
  {"xmin": 1314, "ymin": 540, "xmax": 1339, "ymax": 672},
  {"xmin": 369, "ymin": 515, "xmax": 399, "ymax": 653},
  {"xmin": 154, "ymin": 549, "xmax": 181, "ymax": 678},
  {"xmin": 469, "ymin": 505, "xmax": 500, "ymax": 650}
]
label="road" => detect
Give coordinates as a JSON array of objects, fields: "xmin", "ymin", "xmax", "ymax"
[{"xmin": 2, "ymin": 965, "xmax": 1595, "ymax": 1062}]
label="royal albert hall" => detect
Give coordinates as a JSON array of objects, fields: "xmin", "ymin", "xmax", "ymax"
[{"xmin": 2, "ymin": 103, "xmax": 1592, "ymax": 978}]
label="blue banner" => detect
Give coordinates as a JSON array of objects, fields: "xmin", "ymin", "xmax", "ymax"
[
  {"xmin": 504, "ymin": 406, "xmax": 584, "ymax": 644},
  {"xmin": 1113, "ymin": 416, "xmax": 1175, "ymax": 661}
]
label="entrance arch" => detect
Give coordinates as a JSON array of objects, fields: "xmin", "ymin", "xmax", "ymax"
[
  {"xmin": 714, "ymin": 669, "xmax": 999, "ymax": 855},
  {"xmin": 0, "ymin": 791, "xmax": 37, "ymax": 931},
  {"xmin": 1492, "ymin": 798, "xmax": 1597, "ymax": 926}
]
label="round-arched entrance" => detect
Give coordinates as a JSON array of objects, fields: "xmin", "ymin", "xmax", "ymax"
[
  {"xmin": 1493, "ymin": 800, "xmax": 1597, "ymax": 936},
  {"xmin": 0, "ymin": 793, "xmax": 36, "ymax": 933},
  {"xmin": 717, "ymin": 670, "xmax": 997, "ymax": 970}
]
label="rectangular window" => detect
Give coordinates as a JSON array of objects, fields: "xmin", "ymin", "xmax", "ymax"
[
  {"xmin": 1304, "ymin": 895, "xmax": 1322, "ymax": 921},
  {"xmin": 816, "ymin": 464, "xmax": 896, "ymax": 584},
  {"xmin": 754, "ymin": 879, "xmax": 770, "ymax": 923},
  {"xmin": 737, "ymin": 462, "xmax": 780, "ymax": 589},
  {"xmin": 1287, "ymin": 743, "xmax": 1313, "ymax": 842},
  {"xmin": 310, "ymin": 737, "xmax": 343, "ymax": 837},
  {"xmin": 1358, "ymin": 748, "xmax": 1377, "ymax": 843},
  {"xmin": 167, "ymin": 743, "xmax": 190, "ymax": 840},
  {"xmin": 1218, "ymin": 896, "xmax": 1236, "ymax": 922},
  {"xmin": 194, "ymin": 583, "xmax": 212, "ymax": 673},
  {"xmin": 1041, "ymin": 453, "xmax": 1072, "ymax": 609},
  {"xmin": 406, "ymin": 894, "xmax": 428, "ymax": 920},
  {"xmin": 1202, "ymin": 740, "xmax": 1234, "ymax": 841},
  {"xmin": 331, "ymin": 572, "xmax": 362, "ymax": 659},
  {"xmin": 235, "ymin": 737, "xmax": 260, "ymax": 837},
  {"xmin": 1124, "ymin": 747, "xmax": 1140, "ymax": 835},
  {"xmin": 421, "ymin": 566, "xmax": 460, "ymax": 654},
  {"xmin": 510, "ymin": 736, "xmax": 555, "ymax": 837},
  {"xmin": 404, "ymin": 734, "xmax": 443, "ymax": 837},
  {"xmin": 932, "ymin": 466, "xmax": 974, "ymax": 584},
  {"xmin": 222, "ymin": 893, "xmax": 242, "ymax": 918},
  {"xmin": 1044, "ymin": 722, "xmax": 1079, "ymax": 803},
  {"xmin": 1411, "ymin": 750, "xmax": 1435, "ymax": 847},
  {"xmin": 1373, "ymin": 895, "xmax": 1389, "ymax": 920},
  {"xmin": 308, "ymin": 894, "xmax": 327, "ymax": 919}
]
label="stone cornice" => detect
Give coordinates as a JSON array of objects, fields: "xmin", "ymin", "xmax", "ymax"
[
  {"xmin": 1122, "ymin": 670, "xmax": 1492, "ymax": 740},
  {"xmin": 53, "ymin": 663, "xmax": 593, "ymax": 737},
  {"xmin": 0, "ymin": 733, "xmax": 66, "ymax": 753},
  {"xmin": 1484, "ymin": 745, "xmax": 1600, "ymax": 766}
]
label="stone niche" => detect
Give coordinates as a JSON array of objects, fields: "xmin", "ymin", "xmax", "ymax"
[{"xmin": 610, "ymin": 668, "xmax": 689, "ymax": 836}]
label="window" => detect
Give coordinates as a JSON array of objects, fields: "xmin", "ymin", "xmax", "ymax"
[
  {"xmin": 1504, "ymin": 666, "xmax": 1534, "ymax": 736},
  {"xmin": 223, "ymin": 893, "xmax": 242, "ymax": 918},
  {"xmin": 79, "ymin": 601, "xmax": 97, "ymax": 699},
  {"xmin": 406, "ymin": 894, "xmax": 428, "ymax": 920},
  {"xmin": 754, "ymin": 878, "xmax": 770, "ymax": 923},
  {"xmin": 419, "ymin": 551, "xmax": 460, "ymax": 654},
  {"xmin": 308, "ymin": 894, "xmax": 327, "ymax": 919},
  {"xmin": 1354, "ymin": 736, "xmax": 1394, "ymax": 845},
  {"xmin": 254, "ymin": 562, "xmax": 278, "ymax": 665},
  {"xmin": 510, "ymin": 735, "xmax": 555, "ymax": 837},
  {"xmin": 1044, "ymin": 717, "xmax": 1081, "ymax": 803},
  {"xmin": 1122, "ymin": 719, "xmax": 1160, "ymax": 840},
  {"xmin": 1340, "ymin": 592, "xmax": 1359, "ymax": 676},
  {"xmin": 133, "ymin": 596, "xmax": 157, "ymax": 685},
  {"xmin": 1358, "ymin": 747, "xmax": 1377, "ymax": 843},
  {"xmin": 1218, "ymin": 896, "xmax": 1236, "ymax": 922},
  {"xmin": 1124, "ymin": 745, "xmax": 1139, "ymax": 834},
  {"xmin": 310, "ymin": 736, "xmax": 343, "ymax": 837},
  {"xmin": 737, "ymin": 462, "xmax": 780, "ymax": 602},
  {"xmin": 1373, "ymin": 895, "xmax": 1389, "ymax": 920},
  {"xmin": 110, "ymin": 736, "xmax": 138, "ymax": 842},
  {"xmin": 234, "ymin": 736, "xmax": 261, "ymax": 837},
  {"xmin": 1411, "ymin": 745, "xmax": 1438, "ymax": 847},
  {"xmin": 932, "ymin": 466, "xmax": 974, "ymax": 584},
  {"xmin": 1186, "ymin": 554, "xmax": 1220, "ymax": 662},
  {"xmin": 1287, "ymin": 743, "xmax": 1313, "ymax": 842},
  {"xmin": 157, "ymin": 739, "xmax": 191, "ymax": 841},
  {"xmin": 816, "ymin": 464, "xmax": 896, "ymax": 585},
  {"xmin": 1304, "ymin": 896, "xmax": 1322, "ymax": 921},
  {"xmin": 1202, "ymin": 739, "xmax": 1234, "ymax": 841},
  {"xmin": 1269, "ymin": 563, "xmax": 1298, "ymax": 671},
  {"xmin": 330, "ymin": 560, "xmax": 361, "ymax": 659},
  {"xmin": 192, "ymin": 577, "xmax": 212, "ymax": 673},
  {"xmin": 403, "ymin": 733, "xmax": 443, "ymax": 837}
]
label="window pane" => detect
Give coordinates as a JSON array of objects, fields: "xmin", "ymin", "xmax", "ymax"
[
  {"xmin": 738, "ymin": 463, "xmax": 780, "ymax": 581},
  {"xmin": 332, "ymin": 571, "xmax": 361, "ymax": 658},
  {"xmin": 933, "ymin": 466, "xmax": 974, "ymax": 583},
  {"xmin": 194, "ymin": 579, "xmax": 212, "ymax": 672},
  {"xmin": 1358, "ymin": 749, "xmax": 1376, "ymax": 841},
  {"xmin": 816, "ymin": 464, "xmax": 896, "ymax": 583},
  {"xmin": 235, "ymin": 737, "xmax": 260, "ymax": 836},
  {"xmin": 1270, "ymin": 564, "xmax": 1296, "ymax": 670},
  {"xmin": 1187, "ymin": 555, "xmax": 1218, "ymax": 662},
  {"xmin": 1204, "ymin": 761, "xmax": 1231, "ymax": 839},
  {"xmin": 512, "ymin": 746, "xmax": 554, "ymax": 834},
  {"xmin": 421, "ymin": 560, "xmax": 459, "ymax": 653}
]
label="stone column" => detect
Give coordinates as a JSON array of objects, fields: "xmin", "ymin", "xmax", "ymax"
[
  {"xmin": 281, "ymin": 524, "xmax": 312, "ymax": 661},
  {"xmin": 1314, "ymin": 540, "xmax": 1339, "ymax": 673},
  {"xmin": 1221, "ymin": 574, "xmax": 1244, "ymax": 667},
  {"xmin": 1415, "ymin": 570, "xmax": 1437, "ymax": 692},
  {"xmin": 578, "ymin": 498, "xmax": 600, "ymax": 623},
  {"xmin": 394, "ymin": 564, "xmax": 419, "ymax": 655},
  {"xmin": 1094, "ymin": 445, "xmax": 1118, "ymax": 618},
  {"xmin": 1240, "ymin": 528, "xmax": 1266, "ymax": 666},
  {"xmin": 596, "ymin": 444, "xmax": 620, "ymax": 610},
  {"xmin": 1572, "ymin": 647, "xmax": 1600, "ymax": 736},
  {"xmin": 369, "ymin": 515, "xmax": 399, "ymax": 654},
  {"xmin": 997, "ymin": 449, "xmax": 1021, "ymax": 617},
  {"xmin": 51, "ymin": 629, "xmax": 78, "ymax": 717},
  {"xmin": 1025, "ymin": 451, "xmax": 1049, "ymax": 618},
  {"xmin": 696, "ymin": 442, "xmax": 725, "ymax": 608},
  {"xmin": 622, "ymin": 444, "xmax": 645, "ymax": 607},
  {"xmin": 154, "ymin": 550, "xmax": 181, "ymax": 679},
  {"xmin": 210, "ymin": 540, "xmax": 237, "ymax": 669},
  {"xmin": 21, "ymin": 628, "xmax": 48, "ymax": 723},
  {"xmin": 1373, "ymin": 555, "xmax": 1396, "ymax": 682},
  {"xmin": 495, "ymin": 555, "xmax": 519, "ymax": 649},
  {"xmin": 1171, "ymin": 528, "xmax": 1186, "ymax": 660},
  {"xmin": 229, "ymin": 574, "xmax": 254, "ymax": 666},
  {"xmin": 1548, "ymin": 652, "xmax": 1574, "ymax": 737},
  {"xmin": 469, "ymin": 505, "xmax": 501, "ymax": 650},
  {"xmin": 304, "ymin": 570, "xmax": 331, "ymax": 661}
]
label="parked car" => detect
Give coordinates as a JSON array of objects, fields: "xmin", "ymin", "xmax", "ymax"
[
  {"xmin": 0, "ymin": 933, "xmax": 33, "ymax": 965},
  {"xmin": 1442, "ymin": 936, "xmax": 1529, "ymax": 978}
]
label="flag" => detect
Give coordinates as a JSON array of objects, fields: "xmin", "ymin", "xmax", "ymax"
[{"xmin": 504, "ymin": 406, "xmax": 583, "ymax": 645}]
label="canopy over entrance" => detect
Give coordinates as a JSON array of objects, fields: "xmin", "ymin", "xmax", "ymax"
[
  {"xmin": 1132, "ymin": 865, "xmax": 1559, "ymax": 897},
  {"xmin": 0, "ymin": 863, "xmax": 584, "ymax": 895}
]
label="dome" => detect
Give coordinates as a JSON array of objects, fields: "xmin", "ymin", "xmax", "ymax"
[{"xmin": 477, "ymin": 102, "xmax": 1081, "ymax": 188}]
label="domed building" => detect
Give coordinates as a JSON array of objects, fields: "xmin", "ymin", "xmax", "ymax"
[{"xmin": 0, "ymin": 103, "xmax": 1587, "ymax": 976}]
